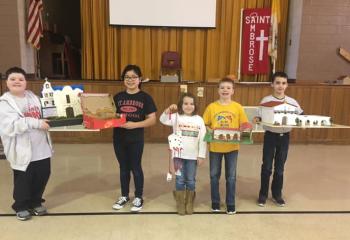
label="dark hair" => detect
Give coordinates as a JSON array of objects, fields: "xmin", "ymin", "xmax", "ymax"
[
  {"xmin": 6, "ymin": 67, "xmax": 27, "ymax": 79},
  {"xmin": 271, "ymin": 71, "xmax": 288, "ymax": 83},
  {"xmin": 218, "ymin": 77, "xmax": 235, "ymax": 88},
  {"xmin": 121, "ymin": 64, "xmax": 142, "ymax": 88},
  {"xmin": 177, "ymin": 92, "xmax": 198, "ymax": 116}
]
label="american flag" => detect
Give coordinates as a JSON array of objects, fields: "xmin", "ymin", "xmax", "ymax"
[{"xmin": 27, "ymin": 0, "xmax": 44, "ymax": 49}]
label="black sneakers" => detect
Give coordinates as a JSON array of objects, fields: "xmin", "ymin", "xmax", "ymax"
[
  {"xmin": 226, "ymin": 205, "xmax": 236, "ymax": 215},
  {"xmin": 112, "ymin": 196, "xmax": 130, "ymax": 210},
  {"xmin": 112, "ymin": 196, "xmax": 143, "ymax": 212},
  {"xmin": 130, "ymin": 197, "xmax": 143, "ymax": 212},
  {"xmin": 257, "ymin": 195, "xmax": 267, "ymax": 207},
  {"xmin": 272, "ymin": 196, "xmax": 286, "ymax": 207},
  {"xmin": 211, "ymin": 202, "xmax": 220, "ymax": 212},
  {"xmin": 257, "ymin": 195, "xmax": 285, "ymax": 207}
]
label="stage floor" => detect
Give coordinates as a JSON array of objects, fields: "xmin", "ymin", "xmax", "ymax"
[{"xmin": 0, "ymin": 143, "xmax": 349, "ymax": 239}]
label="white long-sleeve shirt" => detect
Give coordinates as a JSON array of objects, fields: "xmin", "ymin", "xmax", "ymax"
[{"xmin": 160, "ymin": 112, "xmax": 207, "ymax": 160}]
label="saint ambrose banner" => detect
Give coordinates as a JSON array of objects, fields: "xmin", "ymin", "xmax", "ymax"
[{"xmin": 241, "ymin": 8, "xmax": 271, "ymax": 74}]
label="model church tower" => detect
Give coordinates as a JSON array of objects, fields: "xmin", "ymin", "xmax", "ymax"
[{"xmin": 40, "ymin": 78, "xmax": 58, "ymax": 118}]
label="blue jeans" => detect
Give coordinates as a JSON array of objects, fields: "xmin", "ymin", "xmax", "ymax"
[
  {"xmin": 175, "ymin": 158, "xmax": 197, "ymax": 191},
  {"xmin": 210, "ymin": 151, "xmax": 238, "ymax": 206}
]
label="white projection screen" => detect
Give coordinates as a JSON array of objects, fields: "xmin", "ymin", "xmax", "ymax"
[{"xmin": 109, "ymin": 0, "xmax": 217, "ymax": 28}]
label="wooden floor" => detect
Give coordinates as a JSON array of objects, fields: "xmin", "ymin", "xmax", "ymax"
[{"xmin": 1, "ymin": 143, "xmax": 350, "ymax": 239}]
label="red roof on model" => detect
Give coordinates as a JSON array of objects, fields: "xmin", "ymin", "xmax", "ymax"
[
  {"xmin": 260, "ymin": 101, "xmax": 297, "ymax": 108},
  {"xmin": 214, "ymin": 128, "xmax": 240, "ymax": 131}
]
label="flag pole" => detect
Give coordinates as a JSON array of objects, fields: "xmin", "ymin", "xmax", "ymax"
[
  {"xmin": 238, "ymin": 8, "xmax": 244, "ymax": 81},
  {"xmin": 0, "ymin": 72, "xmax": 3, "ymax": 95},
  {"xmin": 35, "ymin": 48, "xmax": 41, "ymax": 79}
]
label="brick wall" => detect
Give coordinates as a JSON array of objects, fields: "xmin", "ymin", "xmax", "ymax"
[
  {"xmin": 297, "ymin": 0, "xmax": 350, "ymax": 82},
  {"xmin": 0, "ymin": 0, "xmax": 35, "ymax": 76},
  {"xmin": 0, "ymin": 0, "xmax": 21, "ymax": 75}
]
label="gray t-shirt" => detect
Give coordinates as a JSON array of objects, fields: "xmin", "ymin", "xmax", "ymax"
[
  {"xmin": 259, "ymin": 95, "xmax": 303, "ymax": 133},
  {"xmin": 13, "ymin": 95, "xmax": 52, "ymax": 162}
]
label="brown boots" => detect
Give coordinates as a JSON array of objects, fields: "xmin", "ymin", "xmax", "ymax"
[
  {"xmin": 185, "ymin": 190, "xmax": 196, "ymax": 215},
  {"xmin": 173, "ymin": 190, "xmax": 186, "ymax": 215},
  {"xmin": 173, "ymin": 190, "xmax": 196, "ymax": 215}
]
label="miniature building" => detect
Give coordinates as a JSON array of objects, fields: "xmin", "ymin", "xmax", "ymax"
[
  {"xmin": 261, "ymin": 101, "xmax": 299, "ymax": 125},
  {"xmin": 294, "ymin": 115, "xmax": 332, "ymax": 127},
  {"xmin": 40, "ymin": 79, "xmax": 58, "ymax": 118},
  {"xmin": 40, "ymin": 80, "xmax": 83, "ymax": 119},
  {"xmin": 53, "ymin": 85, "xmax": 83, "ymax": 118},
  {"xmin": 261, "ymin": 101, "xmax": 331, "ymax": 126},
  {"xmin": 41, "ymin": 79, "xmax": 56, "ymax": 108},
  {"xmin": 213, "ymin": 128, "xmax": 241, "ymax": 141}
]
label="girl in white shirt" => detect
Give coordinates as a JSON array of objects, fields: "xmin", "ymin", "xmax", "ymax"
[{"xmin": 159, "ymin": 93, "xmax": 206, "ymax": 215}]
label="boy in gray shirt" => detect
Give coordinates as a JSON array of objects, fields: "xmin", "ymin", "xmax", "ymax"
[{"xmin": 0, "ymin": 67, "xmax": 52, "ymax": 220}]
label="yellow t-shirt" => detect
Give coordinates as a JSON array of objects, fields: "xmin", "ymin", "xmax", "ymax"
[{"xmin": 203, "ymin": 101, "xmax": 249, "ymax": 153}]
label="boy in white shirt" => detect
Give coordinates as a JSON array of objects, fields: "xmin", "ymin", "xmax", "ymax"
[{"xmin": 257, "ymin": 72, "xmax": 303, "ymax": 207}]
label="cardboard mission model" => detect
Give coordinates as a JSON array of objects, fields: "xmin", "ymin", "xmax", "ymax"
[
  {"xmin": 40, "ymin": 79, "xmax": 83, "ymax": 127},
  {"xmin": 260, "ymin": 101, "xmax": 332, "ymax": 127},
  {"xmin": 40, "ymin": 80, "xmax": 126, "ymax": 129}
]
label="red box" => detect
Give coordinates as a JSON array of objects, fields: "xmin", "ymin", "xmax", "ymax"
[{"xmin": 80, "ymin": 93, "xmax": 126, "ymax": 129}]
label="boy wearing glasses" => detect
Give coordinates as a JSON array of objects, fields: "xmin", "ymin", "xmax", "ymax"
[{"xmin": 256, "ymin": 72, "xmax": 303, "ymax": 207}]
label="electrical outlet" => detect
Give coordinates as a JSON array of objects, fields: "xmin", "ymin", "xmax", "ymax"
[
  {"xmin": 197, "ymin": 87, "xmax": 204, "ymax": 97},
  {"xmin": 180, "ymin": 85, "xmax": 187, "ymax": 93}
]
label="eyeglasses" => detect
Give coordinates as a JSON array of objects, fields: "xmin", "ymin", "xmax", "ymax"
[{"xmin": 124, "ymin": 75, "xmax": 139, "ymax": 81}]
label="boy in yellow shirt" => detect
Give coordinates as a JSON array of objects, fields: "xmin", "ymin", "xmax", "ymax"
[{"xmin": 203, "ymin": 78, "xmax": 251, "ymax": 214}]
